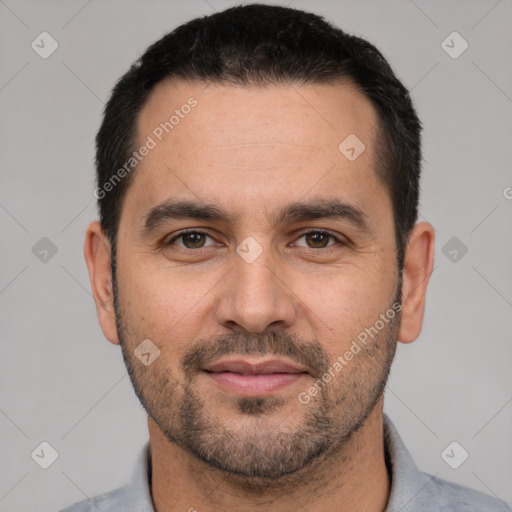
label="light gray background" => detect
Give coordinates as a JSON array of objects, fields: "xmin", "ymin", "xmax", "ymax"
[{"xmin": 1, "ymin": 0, "xmax": 511, "ymax": 510}]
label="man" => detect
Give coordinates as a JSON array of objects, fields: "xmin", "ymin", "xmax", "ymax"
[{"xmin": 60, "ymin": 4, "xmax": 507, "ymax": 511}]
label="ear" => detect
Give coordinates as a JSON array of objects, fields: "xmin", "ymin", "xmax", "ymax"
[
  {"xmin": 83, "ymin": 221, "xmax": 120, "ymax": 345},
  {"xmin": 397, "ymin": 222, "xmax": 435, "ymax": 344}
]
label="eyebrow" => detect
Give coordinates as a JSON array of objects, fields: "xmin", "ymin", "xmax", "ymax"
[{"xmin": 141, "ymin": 197, "xmax": 372, "ymax": 236}]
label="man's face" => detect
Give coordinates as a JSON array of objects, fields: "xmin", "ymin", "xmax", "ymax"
[{"xmin": 113, "ymin": 79, "xmax": 401, "ymax": 480}]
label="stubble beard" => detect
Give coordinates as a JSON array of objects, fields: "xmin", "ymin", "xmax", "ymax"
[{"xmin": 112, "ymin": 256, "xmax": 401, "ymax": 491}]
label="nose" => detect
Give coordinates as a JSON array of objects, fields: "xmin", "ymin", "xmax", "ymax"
[{"xmin": 214, "ymin": 246, "xmax": 298, "ymax": 334}]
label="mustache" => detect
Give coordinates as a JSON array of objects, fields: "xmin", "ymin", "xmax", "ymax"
[{"xmin": 181, "ymin": 331, "xmax": 331, "ymax": 379}]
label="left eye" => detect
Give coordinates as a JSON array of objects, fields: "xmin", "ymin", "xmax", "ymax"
[
  {"xmin": 295, "ymin": 230, "xmax": 339, "ymax": 249},
  {"xmin": 166, "ymin": 230, "xmax": 341, "ymax": 250}
]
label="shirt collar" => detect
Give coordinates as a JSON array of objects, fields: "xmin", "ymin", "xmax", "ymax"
[
  {"xmin": 382, "ymin": 413, "xmax": 433, "ymax": 511},
  {"xmin": 120, "ymin": 438, "xmax": 154, "ymax": 511}
]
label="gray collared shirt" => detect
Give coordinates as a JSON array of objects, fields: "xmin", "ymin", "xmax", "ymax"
[{"xmin": 58, "ymin": 414, "xmax": 509, "ymax": 511}]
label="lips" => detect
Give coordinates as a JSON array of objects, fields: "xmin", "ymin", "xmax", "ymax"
[
  {"xmin": 203, "ymin": 358, "xmax": 309, "ymax": 396},
  {"xmin": 204, "ymin": 359, "xmax": 307, "ymax": 375}
]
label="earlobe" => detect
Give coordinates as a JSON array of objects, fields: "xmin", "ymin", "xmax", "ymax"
[
  {"xmin": 397, "ymin": 222, "xmax": 435, "ymax": 345},
  {"xmin": 83, "ymin": 221, "xmax": 120, "ymax": 345}
]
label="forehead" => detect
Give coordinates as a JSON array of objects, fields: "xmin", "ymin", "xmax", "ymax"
[
  {"xmin": 124, "ymin": 78, "xmax": 388, "ymax": 228},
  {"xmin": 138, "ymin": 77, "xmax": 379, "ymax": 155}
]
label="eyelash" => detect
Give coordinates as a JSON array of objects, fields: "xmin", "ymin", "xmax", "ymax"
[{"xmin": 164, "ymin": 229, "xmax": 345, "ymax": 251}]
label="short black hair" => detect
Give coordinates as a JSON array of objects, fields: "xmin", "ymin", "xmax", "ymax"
[{"xmin": 95, "ymin": 3, "xmax": 422, "ymax": 270}]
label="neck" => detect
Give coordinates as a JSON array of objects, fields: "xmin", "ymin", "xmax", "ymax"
[{"xmin": 149, "ymin": 400, "xmax": 391, "ymax": 512}]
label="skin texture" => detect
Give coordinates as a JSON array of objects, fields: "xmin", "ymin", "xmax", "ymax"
[{"xmin": 84, "ymin": 79, "xmax": 435, "ymax": 512}]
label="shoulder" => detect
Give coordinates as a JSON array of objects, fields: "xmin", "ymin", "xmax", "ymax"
[
  {"xmin": 382, "ymin": 415, "xmax": 509, "ymax": 511},
  {"xmin": 57, "ymin": 485, "xmax": 128, "ymax": 512},
  {"xmin": 57, "ymin": 441, "xmax": 153, "ymax": 512},
  {"xmin": 412, "ymin": 471, "xmax": 509, "ymax": 511}
]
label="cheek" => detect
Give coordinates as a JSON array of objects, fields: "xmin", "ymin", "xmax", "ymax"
[
  {"xmin": 117, "ymin": 259, "xmax": 217, "ymax": 347},
  {"xmin": 308, "ymin": 262, "xmax": 397, "ymax": 354}
]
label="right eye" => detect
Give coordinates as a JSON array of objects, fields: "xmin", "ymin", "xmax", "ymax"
[{"xmin": 164, "ymin": 230, "xmax": 218, "ymax": 250}]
